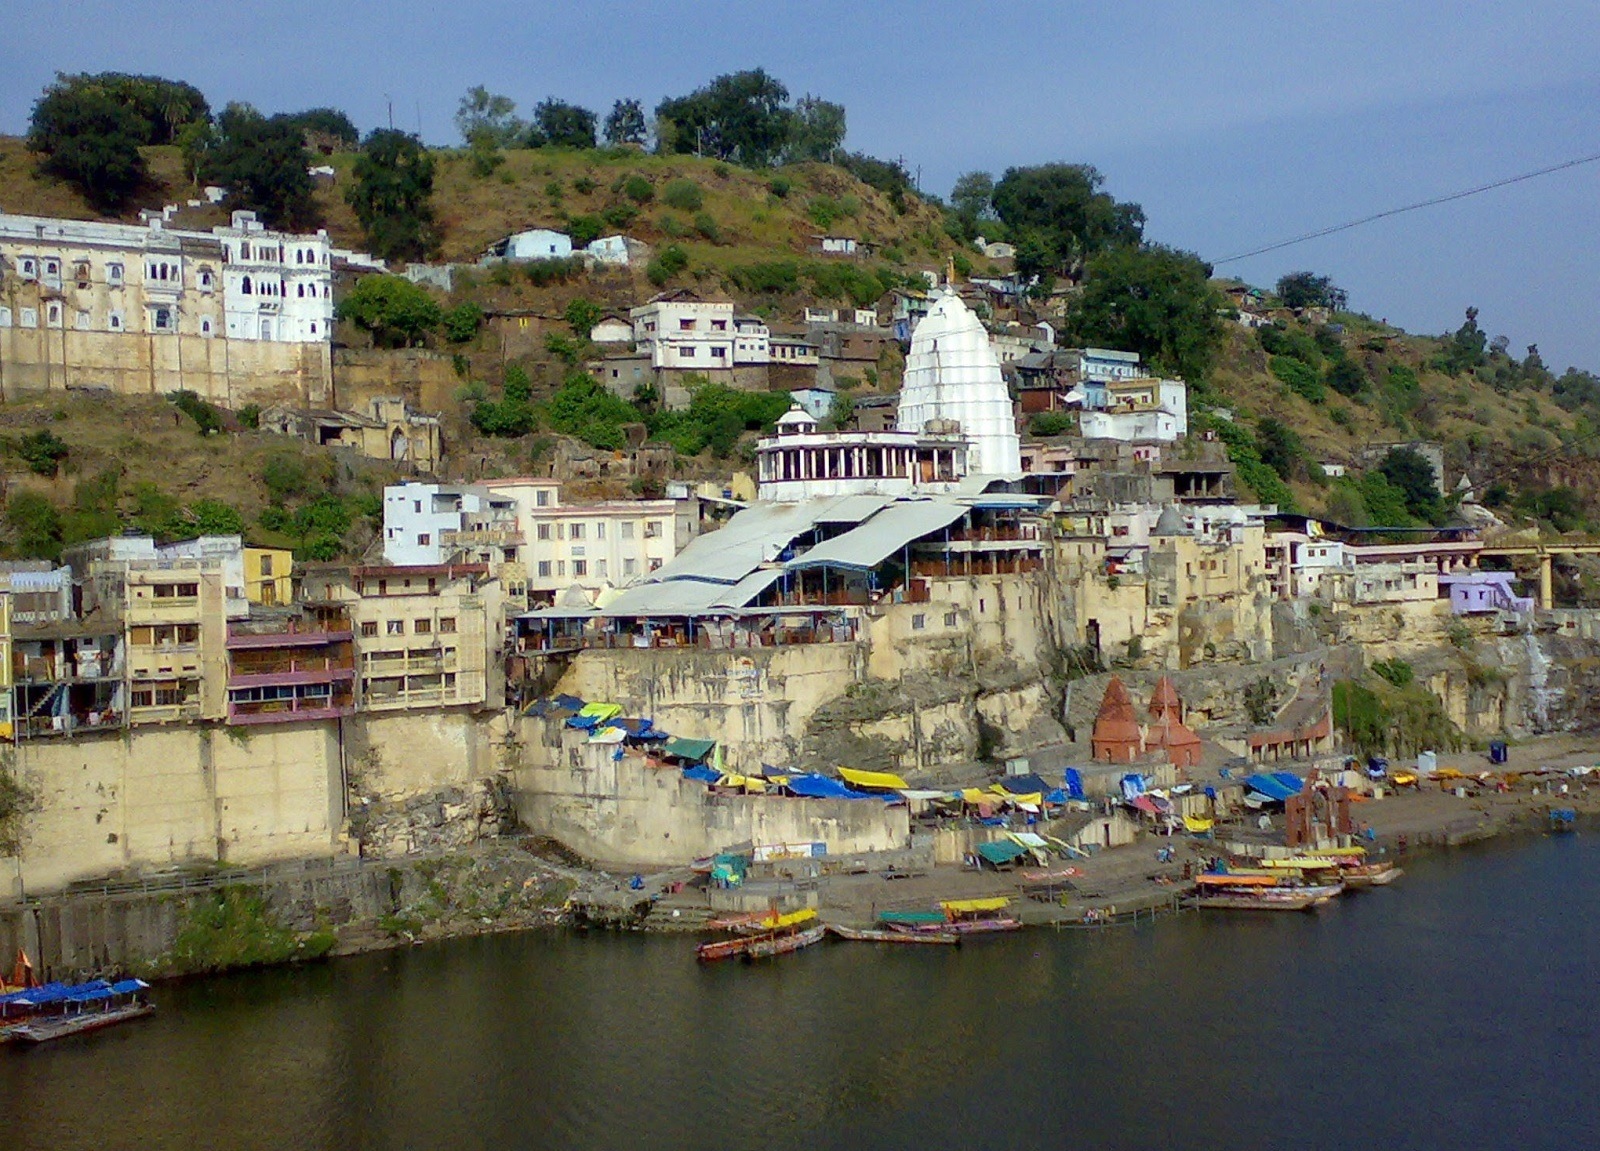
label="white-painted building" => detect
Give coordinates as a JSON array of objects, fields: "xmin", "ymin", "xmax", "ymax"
[
  {"xmin": 212, "ymin": 211, "xmax": 334, "ymax": 343},
  {"xmin": 734, "ymin": 315, "xmax": 770, "ymax": 364},
  {"xmin": 898, "ymin": 291, "xmax": 1021, "ymax": 476},
  {"xmin": 493, "ymin": 229, "xmax": 573, "ymax": 261},
  {"xmin": 588, "ymin": 315, "xmax": 633, "ymax": 344},
  {"xmin": 382, "ymin": 483, "xmax": 521, "ymax": 567},
  {"xmin": 755, "ymin": 408, "xmax": 969, "ymax": 503},
  {"xmin": 585, "ymin": 234, "xmax": 644, "ymax": 266},
  {"xmin": 1078, "ymin": 377, "xmax": 1189, "ymax": 443},
  {"xmin": 630, "ymin": 296, "xmax": 736, "ymax": 371}
]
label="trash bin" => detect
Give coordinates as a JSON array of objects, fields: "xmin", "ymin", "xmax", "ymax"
[{"xmin": 1489, "ymin": 740, "xmax": 1509, "ymax": 765}]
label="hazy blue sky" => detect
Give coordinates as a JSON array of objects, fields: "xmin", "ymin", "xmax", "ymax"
[{"xmin": 5, "ymin": 1, "xmax": 1597, "ymax": 369}]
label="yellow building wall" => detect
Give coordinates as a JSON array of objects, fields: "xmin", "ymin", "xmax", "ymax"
[{"xmin": 243, "ymin": 548, "xmax": 294, "ymax": 605}]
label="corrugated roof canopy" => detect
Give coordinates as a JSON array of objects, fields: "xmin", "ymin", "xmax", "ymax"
[{"xmin": 787, "ymin": 500, "xmax": 967, "ymax": 573}]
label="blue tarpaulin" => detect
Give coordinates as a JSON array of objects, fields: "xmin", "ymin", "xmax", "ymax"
[
  {"xmin": 784, "ymin": 774, "xmax": 875, "ymax": 800},
  {"xmin": 682, "ymin": 764, "xmax": 721, "ymax": 783},
  {"xmin": 1063, "ymin": 769, "xmax": 1085, "ymax": 800},
  {"xmin": 1272, "ymin": 771, "xmax": 1305, "ymax": 793},
  {"xmin": 1120, "ymin": 773, "xmax": 1149, "ymax": 799},
  {"xmin": 1000, "ymin": 774, "xmax": 1051, "ymax": 795},
  {"xmin": 1244, "ymin": 774, "xmax": 1298, "ymax": 802},
  {"xmin": 1044, "ymin": 788, "xmax": 1067, "ymax": 804}
]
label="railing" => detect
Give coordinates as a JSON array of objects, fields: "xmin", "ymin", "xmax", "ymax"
[
  {"xmin": 361, "ymin": 652, "xmax": 457, "ymax": 674},
  {"xmin": 229, "ymin": 654, "xmax": 355, "ymax": 677},
  {"xmin": 948, "ymin": 526, "xmax": 1040, "ymax": 543},
  {"xmin": 911, "ymin": 556, "xmax": 1044, "ymax": 577},
  {"xmin": 228, "ymin": 698, "xmax": 353, "ymax": 724},
  {"xmin": 128, "ymin": 702, "xmax": 203, "ymax": 723},
  {"xmin": 16, "ymin": 711, "xmax": 125, "ymax": 738},
  {"xmin": 442, "ymin": 528, "xmax": 520, "ymax": 546}
]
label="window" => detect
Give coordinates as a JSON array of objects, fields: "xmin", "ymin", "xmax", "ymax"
[
  {"xmin": 241, "ymin": 276, "xmax": 252, "ymax": 295},
  {"xmin": 537, "ymin": 523, "xmax": 551, "ymax": 541},
  {"xmin": 438, "ymin": 617, "xmax": 455, "ymax": 633},
  {"xmin": 151, "ymin": 307, "xmax": 173, "ymax": 332},
  {"xmin": 44, "ymin": 259, "xmax": 60, "ymax": 278},
  {"xmin": 648, "ymin": 558, "xmax": 662, "ymax": 572},
  {"xmin": 623, "ymin": 558, "xmax": 637, "ymax": 576},
  {"xmin": 19, "ymin": 308, "xmax": 37, "ymax": 328},
  {"xmin": 621, "ymin": 521, "xmax": 635, "ymax": 540},
  {"xmin": 20, "ymin": 257, "xmax": 37, "ymax": 280},
  {"xmin": 944, "ymin": 612, "xmax": 957, "ymax": 628},
  {"xmin": 0, "ymin": 308, "xmax": 10, "ymax": 328},
  {"xmin": 75, "ymin": 263, "xmax": 91, "ymax": 289},
  {"xmin": 644, "ymin": 521, "xmax": 662, "ymax": 539},
  {"xmin": 200, "ymin": 317, "xmax": 213, "ymax": 337},
  {"xmin": 46, "ymin": 302, "xmax": 63, "ymax": 328},
  {"xmin": 414, "ymin": 618, "xmax": 431, "ymax": 635},
  {"xmin": 679, "ymin": 318, "xmax": 695, "ymax": 331},
  {"xmin": 911, "ymin": 613, "xmax": 926, "ymax": 630},
  {"xmin": 595, "ymin": 559, "xmax": 607, "ymax": 578},
  {"xmin": 557, "ymin": 561, "xmax": 566, "ymax": 576},
  {"xmin": 570, "ymin": 523, "xmax": 585, "ymax": 540},
  {"xmin": 259, "ymin": 555, "xmax": 274, "ymax": 576},
  {"xmin": 239, "ymin": 242, "xmax": 252, "ymax": 261},
  {"xmin": 417, "ymin": 533, "xmax": 431, "ymax": 546},
  {"xmin": 711, "ymin": 319, "xmax": 727, "ymax": 331},
  {"xmin": 595, "ymin": 522, "xmax": 606, "ymax": 540},
  {"xmin": 536, "ymin": 489, "xmax": 550, "ymax": 507},
  {"xmin": 573, "ymin": 560, "xmax": 587, "ymax": 577},
  {"xmin": 679, "ymin": 346, "xmax": 695, "ymax": 359},
  {"xmin": 74, "ymin": 310, "xmax": 90, "ymax": 331},
  {"xmin": 537, "ymin": 561, "xmax": 552, "ymax": 577},
  {"xmin": 386, "ymin": 620, "xmax": 404, "ymax": 635},
  {"xmin": 199, "ymin": 270, "xmax": 213, "ymax": 292},
  {"xmin": 109, "ymin": 311, "xmax": 124, "ymax": 331},
  {"xmin": 711, "ymin": 346, "xmax": 726, "ymax": 359}
]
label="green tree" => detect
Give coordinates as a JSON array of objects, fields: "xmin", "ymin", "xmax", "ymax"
[
  {"xmin": 564, "ymin": 298, "xmax": 603, "ymax": 338},
  {"xmin": 279, "ymin": 107, "xmax": 359, "ymax": 149},
  {"xmin": 336, "ymin": 275, "xmax": 443, "ymax": 347},
  {"xmin": 604, "ymin": 99, "xmax": 648, "ymax": 145},
  {"xmin": 1256, "ymin": 418, "xmax": 1304, "ymax": 481},
  {"xmin": 1270, "ymin": 355, "xmax": 1325, "ymax": 402},
  {"xmin": 623, "ymin": 174, "xmax": 656, "ymax": 204},
  {"xmin": 661, "ymin": 179, "xmax": 702, "ymax": 211},
  {"xmin": 1378, "ymin": 446, "xmax": 1444, "ymax": 523},
  {"xmin": 784, "ymin": 95, "xmax": 846, "ymax": 162},
  {"xmin": 1327, "ymin": 357, "xmax": 1367, "ymax": 397},
  {"xmin": 1438, "ymin": 306, "xmax": 1488, "ymax": 376},
  {"xmin": 442, "ymin": 302, "xmax": 484, "ymax": 343},
  {"xmin": 542, "ymin": 373, "xmax": 637, "ymax": 449},
  {"xmin": 646, "ymin": 244, "xmax": 688, "ymax": 287},
  {"xmin": 36, "ymin": 72, "xmax": 210, "ymax": 145},
  {"xmin": 347, "ymin": 129, "xmax": 437, "ymax": 261},
  {"xmin": 1275, "ymin": 271, "xmax": 1348, "ymax": 311},
  {"xmin": 5, "ymin": 492, "xmax": 64, "ymax": 560},
  {"xmin": 528, "ymin": 99, "xmax": 597, "ymax": 148},
  {"xmin": 169, "ymin": 390, "xmax": 224, "ymax": 434},
  {"xmin": 202, "ymin": 103, "xmax": 317, "ymax": 229},
  {"xmin": 454, "ymin": 86, "xmax": 522, "ymax": 147},
  {"xmin": 1357, "ymin": 471, "xmax": 1417, "ymax": 529},
  {"xmin": 1067, "ymin": 245, "xmax": 1223, "ymax": 382},
  {"xmin": 950, "ymin": 170, "xmax": 995, "ymax": 222},
  {"xmin": 27, "ymin": 85, "xmax": 148, "ymax": 211},
  {"xmin": 991, "ymin": 163, "xmax": 1144, "ymax": 280},
  {"xmin": 655, "ymin": 69, "xmax": 794, "ymax": 165},
  {"xmin": 190, "ymin": 499, "xmax": 244, "ymax": 535}
]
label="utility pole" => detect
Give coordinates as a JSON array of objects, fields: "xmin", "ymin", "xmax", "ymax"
[{"xmin": 385, "ymin": 95, "xmax": 394, "ymax": 131}]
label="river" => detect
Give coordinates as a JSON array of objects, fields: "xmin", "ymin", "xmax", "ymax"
[{"xmin": 4, "ymin": 833, "xmax": 1598, "ymax": 1150}]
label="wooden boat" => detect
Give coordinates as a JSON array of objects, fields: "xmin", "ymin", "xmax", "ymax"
[
  {"xmin": 828, "ymin": 924, "xmax": 960, "ymax": 946},
  {"xmin": 1, "ymin": 978, "xmax": 153, "ymax": 1044},
  {"xmin": 696, "ymin": 908, "xmax": 822, "ymax": 962},
  {"xmin": 743, "ymin": 923, "xmax": 827, "ymax": 959},
  {"xmin": 1340, "ymin": 862, "xmax": 1403, "ymax": 887},
  {"xmin": 1262, "ymin": 852, "xmax": 1402, "ymax": 889},
  {"xmin": 881, "ymin": 897, "xmax": 1022, "ymax": 935},
  {"xmin": 1189, "ymin": 872, "xmax": 1343, "ymax": 912}
]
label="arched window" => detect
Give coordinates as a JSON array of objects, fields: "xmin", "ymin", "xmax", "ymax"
[{"xmin": 241, "ymin": 276, "xmax": 252, "ymax": 294}]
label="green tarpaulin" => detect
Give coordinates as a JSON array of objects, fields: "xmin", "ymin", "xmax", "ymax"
[
  {"xmin": 662, "ymin": 737, "xmax": 717, "ymax": 763},
  {"xmin": 976, "ymin": 840, "xmax": 1029, "ymax": 865}
]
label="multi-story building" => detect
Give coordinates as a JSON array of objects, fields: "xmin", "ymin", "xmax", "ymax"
[
  {"xmin": 382, "ymin": 483, "xmax": 521, "ymax": 567},
  {"xmin": 65, "ymin": 535, "xmax": 249, "ymax": 620},
  {"xmin": 122, "ymin": 565, "xmax": 229, "ymax": 725},
  {"xmin": 1078, "ymin": 377, "xmax": 1189, "ymax": 443},
  {"xmin": 2, "ymin": 563, "xmax": 123, "ymax": 740},
  {"xmin": 631, "ymin": 295, "xmax": 736, "ymax": 371},
  {"xmin": 299, "ymin": 563, "xmax": 504, "ymax": 712},
  {"xmin": 225, "ymin": 606, "xmax": 355, "ymax": 726},
  {"xmin": 0, "ymin": 209, "xmax": 351, "ymax": 407}
]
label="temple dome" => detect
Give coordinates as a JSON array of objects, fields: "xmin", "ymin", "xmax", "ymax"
[{"xmin": 897, "ymin": 292, "xmax": 1021, "ymax": 477}]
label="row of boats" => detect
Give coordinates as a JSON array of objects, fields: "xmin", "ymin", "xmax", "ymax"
[
  {"xmin": 694, "ymin": 897, "xmax": 1022, "ymax": 962},
  {"xmin": 1189, "ymin": 848, "xmax": 1403, "ymax": 912}
]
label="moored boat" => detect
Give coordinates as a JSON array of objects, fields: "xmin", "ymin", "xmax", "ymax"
[
  {"xmin": 828, "ymin": 924, "xmax": 961, "ymax": 946},
  {"xmin": 743, "ymin": 924, "xmax": 827, "ymax": 959},
  {"xmin": 696, "ymin": 908, "xmax": 823, "ymax": 962},
  {"xmin": 1, "ymin": 979, "xmax": 153, "ymax": 1045},
  {"xmin": 879, "ymin": 897, "xmax": 1021, "ymax": 935},
  {"xmin": 1189, "ymin": 872, "xmax": 1343, "ymax": 912}
]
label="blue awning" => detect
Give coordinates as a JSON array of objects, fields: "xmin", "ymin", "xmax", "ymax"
[{"xmin": 1000, "ymin": 773, "xmax": 1051, "ymax": 795}]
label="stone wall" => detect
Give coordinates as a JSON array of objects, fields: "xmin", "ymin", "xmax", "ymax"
[
  {"xmin": 511, "ymin": 724, "xmax": 910, "ymax": 864},
  {"xmin": 333, "ymin": 347, "xmax": 459, "ymax": 414}
]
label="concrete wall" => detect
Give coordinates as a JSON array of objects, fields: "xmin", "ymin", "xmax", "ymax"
[
  {"xmin": 3, "ymin": 721, "xmax": 343, "ymax": 897},
  {"xmin": 333, "ymin": 347, "xmax": 458, "ymax": 414},
  {"xmin": 512, "ymin": 725, "xmax": 909, "ymax": 864},
  {"xmin": 344, "ymin": 708, "xmax": 499, "ymax": 800}
]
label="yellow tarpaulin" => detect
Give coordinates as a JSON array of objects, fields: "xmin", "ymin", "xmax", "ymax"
[
  {"xmin": 961, "ymin": 788, "xmax": 995, "ymax": 805},
  {"xmin": 758, "ymin": 908, "xmax": 818, "ymax": 929},
  {"xmin": 940, "ymin": 896, "xmax": 1011, "ymax": 914},
  {"xmin": 578, "ymin": 702, "xmax": 623, "ymax": 721},
  {"xmin": 1183, "ymin": 815, "xmax": 1214, "ymax": 833},
  {"xmin": 839, "ymin": 767, "xmax": 910, "ymax": 791}
]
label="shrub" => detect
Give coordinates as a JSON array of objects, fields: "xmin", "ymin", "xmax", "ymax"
[
  {"xmin": 1270, "ymin": 355, "xmax": 1325, "ymax": 402},
  {"xmin": 237, "ymin": 404, "xmax": 261, "ymax": 429},
  {"xmin": 806, "ymin": 196, "xmax": 841, "ymax": 228},
  {"xmin": 662, "ymin": 179, "xmax": 703, "ymax": 211},
  {"xmin": 564, "ymin": 297, "xmax": 603, "ymax": 338},
  {"xmin": 767, "ymin": 175, "xmax": 792, "ymax": 198},
  {"xmin": 693, "ymin": 212, "xmax": 720, "ymax": 242},
  {"xmin": 442, "ymin": 302, "xmax": 485, "ymax": 344},
  {"xmin": 169, "ymin": 390, "xmax": 225, "ymax": 434},
  {"xmin": 542, "ymin": 372, "xmax": 637, "ymax": 450},
  {"xmin": 5, "ymin": 491, "xmax": 63, "ymax": 560},
  {"xmin": 337, "ymin": 275, "xmax": 443, "ymax": 347},
  {"xmin": 567, "ymin": 214, "xmax": 603, "ymax": 247},
  {"xmin": 1327, "ymin": 357, "xmax": 1367, "ymax": 397},
  {"xmin": 572, "ymin": 176, "xmax": 596, "ymax": 195},
  {"xmin": 1028, "ymin": 411, "xmax": 1075, "ymax": 436},
  {"xmin": 646, "ymin": 244, "xmax": 688, "ymax": 287},
  {"xmin": 601, "ymin": 203, "xmax": 639, "ymax": 229},
  {"xmin": 17, "ymin": 430, "xmax": 69, "ymax": 476},
  {"xmin": 728, "ymin": 261, "xmax": 800, "ymax": 294},
  {"xmin": 659, "ymin": 215, "xmax": 686, "ymax": 237},
  {"xmin": 622, "ymin": 175, "xmax": 654, "ymax": 203},
  {"xmin": 1372, "ymin": 658, "xmax": 1414, "ymax": 687}
]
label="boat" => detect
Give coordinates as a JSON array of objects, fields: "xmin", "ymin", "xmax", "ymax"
[
  {"xmin": 1189, "ymin": 872, "xmax": 1343, "ymax": 912},
  {"xmin": 743, "ymin": 924, "xmax": 827, "ymax": 958},
  {"xmin": 880, "ymin": 897, "xmax": 1022, "ymax": 936},
  {"xmin": 1260, "ymin": 851, "xmax": 1402, "ymax": 889},
  {"xmin": 1, "ymin": 979, "xmax": 154, "ymax": 1045},
  {"xmin": 695, "ymin": 908, "xmax": 823, "ymax": 962},
  {"xmin": 827, "ymin": 924, "xmax": 961, "ymax": 946}
]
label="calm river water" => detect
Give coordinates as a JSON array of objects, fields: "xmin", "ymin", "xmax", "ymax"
[{"xmin": 4, "ymin": 834, "xmax": 1598, "ymax": 1150}]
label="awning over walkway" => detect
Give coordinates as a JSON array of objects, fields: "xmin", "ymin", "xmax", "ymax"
[{"xmin": 786, "ymin": 500, "xmax": 967, "ymax": 573}]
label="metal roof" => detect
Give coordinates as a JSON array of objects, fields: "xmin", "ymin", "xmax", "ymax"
[
  {"xmin": 602, "ymin": 567, "xmax": 784, "ymax": 617},
  {"xmin": 786, "ymin": 500, "xmax": 967, "ymax": 573}
]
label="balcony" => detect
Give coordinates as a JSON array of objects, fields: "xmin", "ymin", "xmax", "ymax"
[
  {"xmin": 227, "ymin": 697, "xmax": 354, "ymax": 726},
  {"xmin": 16, "ymin": 710, "xmax": 125, "ymax": 739},
  {"xmin": 361, "ymin": 651, "xmax": 458, "ymax": 675},
  {"xmin": 226, "ymin": 626, "xmax": 353, "ymax": 651},
  {"xmin": 442, "ymin": 528, "xmax": 520, "ymax": 547},
  {"xmin": 228, "ymin": 652, "xmax": 355, "ymax": 682},
  {"xmin": 129, "ymin": 702, "xmax": 203, "ymax": 724}
]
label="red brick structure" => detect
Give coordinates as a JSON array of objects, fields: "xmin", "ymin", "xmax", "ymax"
[
  {"xmin": 1091, "ymin": 676, "xmax": 1144, "ymax": 763},
  {"xmin": 1146, "ymin": 675, "xmax": 1202, "ymax": 768}
]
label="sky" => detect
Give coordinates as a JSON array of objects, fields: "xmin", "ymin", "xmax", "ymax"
[{"xmin": 4, "ymin": 0, "xmax": 1597, "ymax": 370}]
